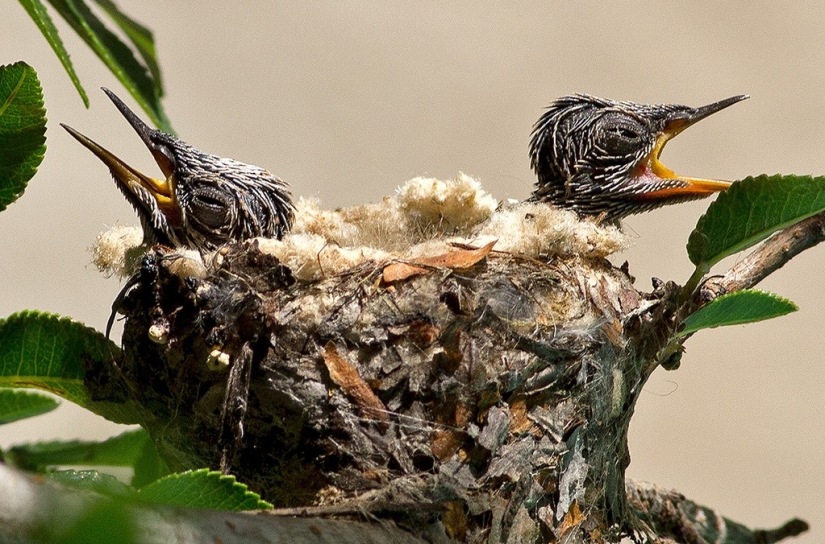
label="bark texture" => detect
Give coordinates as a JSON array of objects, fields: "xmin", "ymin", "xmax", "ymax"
[{"xmin": 84, "ymin": 238, "xmax": 805, "ymax": 544}]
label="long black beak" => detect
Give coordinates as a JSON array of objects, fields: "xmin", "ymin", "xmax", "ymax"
[
  {"xmin": 665, "ymin": 94, "xmax": 749, "ymax": 135},
  {"xmin": 60, "ymin": 89, "xmax": 178, "ymax": 220},
  {"xmin": 100, "ymin": 87, "xmax": 175, "ymax": 179},
  {"xmin": 636, "ymin": 94, "xmax": 748, "ymax": 202}
]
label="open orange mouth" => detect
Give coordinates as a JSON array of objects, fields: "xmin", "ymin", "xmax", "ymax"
[{"xmin": 633, "ymin": 94, "xmax": 748, "ymax": 201}]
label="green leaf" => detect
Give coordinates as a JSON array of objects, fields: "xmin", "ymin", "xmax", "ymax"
[
  {"xmin": 0, "ymin": 389, "xmax": 58, "ymax": 424},
  {"xmin": 137, "ymin": 469, "xmax": 272, "ymax": 511},
  {"xmin": 45, "ymin": 0, "xmax": 173, "ymax": 132},
  {"xmin": 46, "ymin": 469, "xmax": 131, "ymax": 496},
  {"xmin": 5, "ymin": 429, "xmax": 160, "ymax": 472},
  {"xmin": 6, "ymin": 428, "xmax": 169, "ymax": 487},
  {"xmin": 680, "ymin": 290, "xmax": 798, "ymax": 336},
  {"xmin": 131, "ymin": 431, "xmax": 170, "ymax": 488},
  {"xmin": 688, "ymin": 174, "xmax": 825, "ymax": 272},
  {"xmin": 17, "ymin": 0, "xmax": 89, "ymax": 106},
  {"xmin": 0, "ymin": 311, "xmax": 141, "ymax": 425},
  {"xmin": 52, "ymin": 497, "xmax": 136, "ymax": 544},
  {"xmin": 0, "ymin": 62, "xmax": 47, "ymax": 211},
  {"xmin": 91, "ymin": 0, "xmax": 164, "ymax": 96}
]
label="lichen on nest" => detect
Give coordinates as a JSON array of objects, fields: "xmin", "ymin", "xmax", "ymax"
[{"xmin": 91, "ymin": 173, "xmax": 631, "ymax": 281}]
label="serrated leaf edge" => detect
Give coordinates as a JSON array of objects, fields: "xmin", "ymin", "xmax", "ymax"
[{"xmin": 679, "ymin": 289, "xmax": 798, "ymax": 336}]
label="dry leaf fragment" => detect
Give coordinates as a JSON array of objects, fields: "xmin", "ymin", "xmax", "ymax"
[
  {"xmin": 406, "ymin": 320, "xmax": 441, "ymax": 348},
  {"xmin": 430, "ymin": 430, "xmax": 464, "ymax": 461},
  {"xmin": 416, "ymin": 240, "xmax": 497, "ymax": 268},
  {"xmin": 442, "ymin": 501, "xmax": 468, "ymax": 540},
  {"xmin": 509, "ymin": 397, "xmax": 534, "ymax": 434},
  {"xmin": 560, "ymin": 500, "xmax": 586, "ymax": 536},
  {"xmin": 381, "ymin": 262, "xmax": 429, "ymax": 283},
  {"xmin": 381, "ymin": 240, "xmax": 497, "ymax": 284},
  {"xmin": 323, "ymin": 341, "xmax": 388, "ymax": 422}
]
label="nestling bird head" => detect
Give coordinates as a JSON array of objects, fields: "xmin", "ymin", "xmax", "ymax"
[
  {"xmin": 529, "ymin": 94, "xmax": 748, "ymax": 219},
  {"xmin": 62, "ymin": 88, "xmax": 294, "ymax": 252}
]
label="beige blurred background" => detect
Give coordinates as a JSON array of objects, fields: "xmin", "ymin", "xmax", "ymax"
[{"xmin": 1, "ymin": 2, "xmax": 823, "ymax": 541}]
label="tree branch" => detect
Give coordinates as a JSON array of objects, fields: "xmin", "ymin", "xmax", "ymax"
[
  {"xmin": 704, "ymin": 212, "xmax": 825, "ymax": 297},
  {"xmin": 627, "ymin": 480, "xmax": 808, "ymax": 544}
]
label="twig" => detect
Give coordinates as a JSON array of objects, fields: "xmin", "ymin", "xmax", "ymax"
[
  {"xmin": 704, "ymin": 212, "xmax": 825, "ymax": 297},
  {"xmin": 627, "ymin": 480, "xmax": 808, "ymax": 544}
]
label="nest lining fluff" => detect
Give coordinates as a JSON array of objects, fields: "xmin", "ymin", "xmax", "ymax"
[{"xmin": 92, "ymin": 173, "xmax": 631, "ymax": 281}]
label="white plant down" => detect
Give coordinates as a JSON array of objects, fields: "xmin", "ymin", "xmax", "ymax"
[{"xmin": 91, "ymin": 174, "xmax": 631, "ymax": 282}]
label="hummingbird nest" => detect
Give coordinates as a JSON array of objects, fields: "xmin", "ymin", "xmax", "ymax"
[
  {"xmin": 87, "ymin": 176, "xmax": 728, "ymax": 543},
  {"xmin": 75, "ymin": 87, "xmax": 806, "ymax": 542}
]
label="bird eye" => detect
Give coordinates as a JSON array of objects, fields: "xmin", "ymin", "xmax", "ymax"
[
  {"xmin": 596, "ymin": 116, "xmax": 646, "ymax": 156},
  {"xmin": 189, "ymin": 187, "xmax": 231, "ymax": 231},
  {"xmin": 610, "ymin": 126, "xmax": 639, "ymax": 139}
]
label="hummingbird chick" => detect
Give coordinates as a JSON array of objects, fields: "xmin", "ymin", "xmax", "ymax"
[
  {"xmin": 529, "ymin": 94, "xmax": 748, "ymax": 219},
  {"xmin": 62, "ymin": 88, "xmax": 294, "ymax": 252}
]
